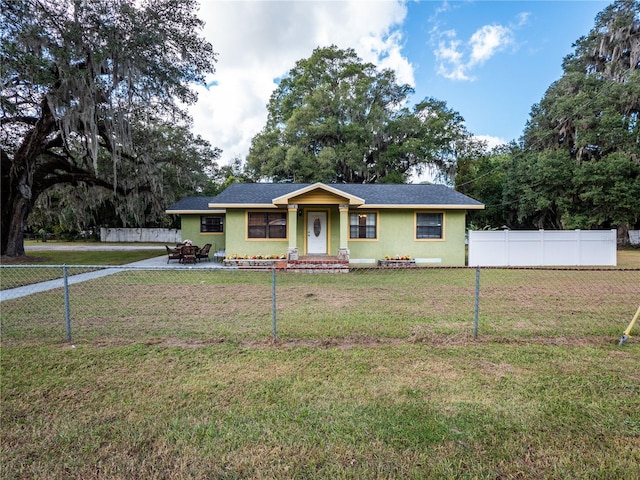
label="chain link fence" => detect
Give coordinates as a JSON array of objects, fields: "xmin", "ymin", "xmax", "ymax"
[{"xmin": 1, "ymin": 265, "xmax": 639, "ymax": 347}]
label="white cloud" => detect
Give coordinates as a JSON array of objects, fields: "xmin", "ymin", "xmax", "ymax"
[
  {"xmin": 436, "ymin": 30, "xmax": 463, "ymax": 63},
  {"xmin": 431, "ymin": 3, "xmax": 526, "ymax": 83},
  {"xmin": 434, "ymin": 29, "xmax": 471, "ymax": 80},
  {"xmin": 433, "ymin": 22, "xmax": 514, "ymax": 81},
  {"xmin": 469, "ymin": 24, "xmax": 513, "ymax": 66},
  {"xmin": 474, "ymin": 134, "xmax": 508, "ymax": 150},
  {"xmin": 189, "ymin": 0, "xmax": 411, "ymax": 166},
  {"xmin": 516, "ymin": 11, "xmax": 531, "ymax": 27}
]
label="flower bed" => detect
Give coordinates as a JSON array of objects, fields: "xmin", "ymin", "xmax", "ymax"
[
  {"xmin": 378, "ymin": 258, "xmax": 416, "ymax": 267},
  {"xmin": 223, "ymin": 254, "xmax": 286, "ymax": 268},
  {"xmin": 223, "ymin": 259, "xmax": 284, "ymax": 268}
]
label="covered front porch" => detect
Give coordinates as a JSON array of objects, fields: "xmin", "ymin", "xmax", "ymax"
[
  {"xmin": 283, "ymin": 204, "xmax": 351, "ymax": 261},
  {"xmin": 273, "ymin": 184, "xmax": 364, "ymax": 261}
]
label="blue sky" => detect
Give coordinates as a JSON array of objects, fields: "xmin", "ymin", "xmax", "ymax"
[
  {"xmin": 190, "ymin": 1, "xmax": 611, "ymax": 170},
  {"xmin": 404, "ymin": 0, "xmax": 610, "ymax": 146}
]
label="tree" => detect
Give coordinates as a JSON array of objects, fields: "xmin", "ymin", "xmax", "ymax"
[
  {"xmin": 570, "ymin": 153, "xmax": 640, "ymax": 230},
  {"xmin": 1, "ymin": 0, "xmax": 217, "ymax": 256},
  {"xmin": 246, "ymin": 45, "xmax": 478, "ymax": 184},
  {"xmin": 205, "ymin": 156, "xmax": 252, "ymax": 196},
  {"xmin": 27, "ymin": 121, "xmax": 222, "ymax": 235},
  {"xmin": 455, "ymin": 144, "xmax": 510, "ymax": 229},
  {"xmin": 507, "ymin": 0, "xmax": 639, "ymax": 233},
  {"xmin": 502, "ymin": 149, "xmax": 578, "ymax": 229},
  {"xmin": 523, "ymin": 0, "xmax": 639, "ymax": 162}
]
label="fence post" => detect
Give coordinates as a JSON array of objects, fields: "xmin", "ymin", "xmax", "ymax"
[
  {"xmin": 63, "ymin": 265, "xmax": 72, "ymax": 342},
  {"xmin": 272, "ymin": 266, "xmax": 277, "ymax": 340},
  {"xmin": 474, "ymin": 266, "xmax": 480, "ymax": 339}
]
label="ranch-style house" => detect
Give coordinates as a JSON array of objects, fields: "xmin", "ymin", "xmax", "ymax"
[{"xmin": 166, "ymin": 182, "xmax": 484, "ymax": 266}]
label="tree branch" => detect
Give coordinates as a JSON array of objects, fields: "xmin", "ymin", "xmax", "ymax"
[
  {"xmin": 1, "ymin": 116, "xmax": 41, "ymax": 126},
  {"xmin": 32, "ymin": 153, "xmax": 151, "ymax": 196}
]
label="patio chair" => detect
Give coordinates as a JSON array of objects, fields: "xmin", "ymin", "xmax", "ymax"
[
  {"xmin": 197, "ymin": 243, "xmax": 212, "ymax": 262},
  {"xmin": 181, "ymin": 245, "xmax": 198, "ymax": 264},
  {"xmin": 166, "ymin": 245, "xmax": 181, "ymax": 263}
]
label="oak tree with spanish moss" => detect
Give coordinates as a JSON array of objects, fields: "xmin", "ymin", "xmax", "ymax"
[
  {"xmin": 1, "ymin": 0, "xmax": 217, "ymax": 256},
  {"xmin": 246, "ymin": 45, "xmax": 480, "ymax": 185}
]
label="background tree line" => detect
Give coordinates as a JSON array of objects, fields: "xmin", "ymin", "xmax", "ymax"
[
  {"xmin": 2, "ymin": 0, "xmax": 638, "ymax": 256},
  {"xmin": 247, "ymin": 0, "xmax": 639, "ymax": 240},
  {"xmin": 457, "ymin": 0, "xmax": 639, "ymax": 240}
]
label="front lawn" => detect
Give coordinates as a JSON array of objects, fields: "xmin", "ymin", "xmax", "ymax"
[{"xmin": 2, "ymin": 266, "xmax": 639, "ymax": 478}]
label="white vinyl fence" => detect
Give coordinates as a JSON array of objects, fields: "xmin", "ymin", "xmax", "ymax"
[
  {"xmin": 629, "ymin": 230, "xmax": 640, "ymax": 246},
  {"xmin": 468, "ymin": 229, "xmax": 617, "ymax": 267},
  {"xmin": 100, "ymin": 228, "xmax": 181, "ymax": 243}
]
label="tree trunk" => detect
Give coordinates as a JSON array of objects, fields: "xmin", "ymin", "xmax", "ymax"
[
  {"xmin": 1, "ymin": 101, "xmax": 56, "ymax": 256},
  {"xmin": 1, "ymin": 159, "xmax": 35, "ymax": 257},
  {"xmin": 2, "ymin": 190, "xmax": 31, "ymax": 257},
  {"xmin": 617, "ymin": 224, "xmax": 629, "ymax": 246}
]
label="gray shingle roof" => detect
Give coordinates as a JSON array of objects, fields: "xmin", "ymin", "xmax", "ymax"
[
  {"xmin": 213, "ymin": 183, "xmax": 312, "ymax": 204},
  {"xmin": 166, "ymin": 196, "xmax": 215, "ymax": 212},
  {"xmin": 336, "ymin": 184, "xmax": 483, "ymax": 206},
  {"xmin": 167, "ymin": 182, "xmax": 483, "ymax": 212}
]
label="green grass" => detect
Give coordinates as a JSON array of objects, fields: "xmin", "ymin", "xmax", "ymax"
[
  {"xmin": 2, "ymin": 265, "xmax": 639, "ymax": 478},
  {"xmin": 2, "ymin": 342, "xmax": 639, "ymax": 479},
  {"xmin": 618, "ymin": 247, "xmax": 640, "ymax": 267},
  {"xmin": 1, "ymin": 247, "xmax": 164, "ymax": 290},
  {"xmin": 10, "ymin": 244, "xmax": 164, "ymax": 265}
]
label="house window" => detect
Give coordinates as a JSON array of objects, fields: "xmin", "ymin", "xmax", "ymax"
[
  {"xmin": 350, "ymin": 212, "xmax": 376, "ymax": 239},
  {"xmin": 416, "ymin": 213, "xmax": 443, "ymax": 239},
  {"xmin": 248, "ymin": 212, "xmax": 286, "ymax": 239},
  {"xmin": 201, "ymin": 215, "xmax": 224, "ymax": 233}
]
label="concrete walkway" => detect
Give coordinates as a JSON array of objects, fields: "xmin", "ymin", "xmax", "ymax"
[{"xmin": 1, "ymin": 247, "xmax": 224, "ymax": 302}]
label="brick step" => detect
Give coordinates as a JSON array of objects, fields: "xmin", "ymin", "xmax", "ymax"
[{"xmin": 287, "ymin": 257, "xmax": 349, "ymax": 273}]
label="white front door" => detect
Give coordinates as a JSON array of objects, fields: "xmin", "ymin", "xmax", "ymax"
[{"xmin": 307, "ymin": 211, "xmax": 327, "ymax": 254}]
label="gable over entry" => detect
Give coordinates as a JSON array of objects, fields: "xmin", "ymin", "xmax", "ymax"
[{"xmin": 272, "ymin": 183, "xmax": 364, "ymax": 207}]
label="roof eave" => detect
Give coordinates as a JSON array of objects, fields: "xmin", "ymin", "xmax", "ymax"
[
  {"xmin": 357, "ymin": 204, "xmax": 485, "ymax": 210},
  {"xmin": 164, "ymin": 208, "xmax": 225, "ymax": 215},
  {"xmin": 207, "ymin": 203, "xmax": 280, "ymax": 209}
]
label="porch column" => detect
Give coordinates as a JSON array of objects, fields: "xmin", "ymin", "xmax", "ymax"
[
  {"xmin": 339, "ymin": 204, "xmax": 349, "ymax": 248},
  {"xmin": 338, "ymin": 204, "xmax": 350, "ymax": 260},
  {"xmin": 287, "ymin": 204, "xmax": 299, "ymax": 259}
]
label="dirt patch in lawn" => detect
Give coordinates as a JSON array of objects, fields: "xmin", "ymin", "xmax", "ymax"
[
  {"xmin": 71, "ymin": 334, "xmax": 623, "ymax": 351},
  {"xmin": 1, "ymin": 255, "xmax": 50, "ymax": 264}
]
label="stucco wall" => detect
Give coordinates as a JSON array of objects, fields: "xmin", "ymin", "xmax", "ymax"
[
  {"xmin": 178, "ymin": 216, "xmax": 225, "ymax": 252},
  {"xmin": 347, "ymin": 210, "xmax": 466, "ymax": 266},
  {"xmin": 225, "ymin": 210, "xmax": 289, "ymax": 257},
  {"xmin": 178, "ymin": 208, "xmax": 467, "ymax": 265}
]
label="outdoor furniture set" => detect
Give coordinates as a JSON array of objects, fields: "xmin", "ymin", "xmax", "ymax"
[{"xmin": 166, "ymin": 243, "xmax": 211, "ymax": 264}]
